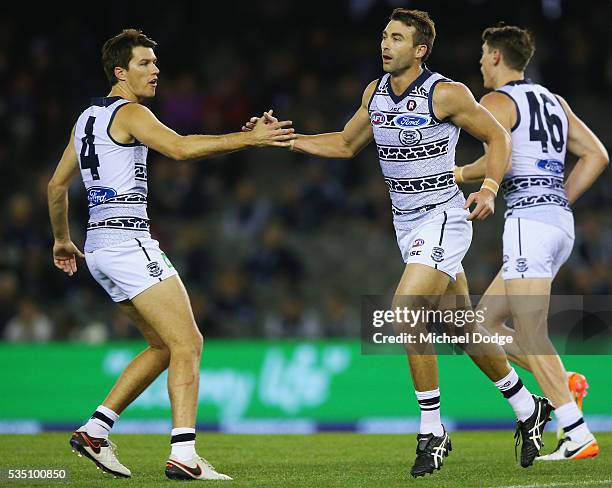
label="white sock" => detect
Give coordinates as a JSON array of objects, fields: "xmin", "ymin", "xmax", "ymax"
[
  {"xmin": 84, "ymin": 405, "xmax": 119, "ymax": 439},
  {"xmin": 415, "ymin": 388, "xmax": 444, "ymax": 436},
  {"xmin": 494, "ymin": 369, "xmax": 535, "ymax": 422},
  {"xmin": 555, "ymin": 401, "xmax": 591, "ymax": 443},
  {"xmin": 170, "ymin": 427, "xmax": 197, "ymax": 462}
]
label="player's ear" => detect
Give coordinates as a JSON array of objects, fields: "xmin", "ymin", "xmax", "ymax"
[
  {"xmin": 415, "ymin": 44, "xmax": 428, "ymax": 61},
  {"xmin": 114, "ymin": 66, "xmax": 127, "ymax": 83},
  {"xmin": 492, "ymin": 49, "xmax": 502, "ymax": 66}
]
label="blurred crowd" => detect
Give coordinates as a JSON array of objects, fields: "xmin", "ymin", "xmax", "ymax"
[{"xmin": 1, "ymin": 0, "xmax": 610, "ymax": 342}]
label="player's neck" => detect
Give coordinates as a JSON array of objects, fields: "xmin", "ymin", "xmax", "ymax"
[
  {"xmin": 108, "ymin": 83, "xmax": 140, "ymax": 103},
  {"xmin": 389, "ymin": 63, "xmax": 423, "ymax": 95},
  {"xmin": 493, "ymin": 70, "xmax": 525, "ymax": 90}
]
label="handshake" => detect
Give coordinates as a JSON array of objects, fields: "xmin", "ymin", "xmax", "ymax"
[{"xmin": 241, "ymin": 110, "xmax": 296, "ymax": 151}]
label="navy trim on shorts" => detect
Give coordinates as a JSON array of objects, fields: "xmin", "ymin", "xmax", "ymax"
[
  {"xmin": 135, "ymin": 238, "xmax": 151, "ymax": 260},
  {"xmin": 135, "ymin": 238, "xmax": 163, "ymax": 282},
  {"xmin": 435, "ymin": 211, "xmax": 448, "ymax": 270},
  {"xmin": 518, "ymin": 218, "xmax": 524, "ymax": 279},
  {"xmin": 439, "ymin": 211, "xmax": 448, "ymax": 246}
]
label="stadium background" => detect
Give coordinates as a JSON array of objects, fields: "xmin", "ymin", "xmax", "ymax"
[{"xmin": 0, "ymin": 0, "xmax": 610, "ymax": 434}]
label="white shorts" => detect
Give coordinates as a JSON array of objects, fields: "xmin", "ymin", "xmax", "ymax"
[
  {"xmin": 502, "ymin": 217, "xmax": 574, "ymax": 280},
  {"xmin": 395, "ymin": 208, "xmax": 472, "ymax": 280},
  {"xmin": 85, "ymin": 237, "xmax": 178, "ymax": 302}
]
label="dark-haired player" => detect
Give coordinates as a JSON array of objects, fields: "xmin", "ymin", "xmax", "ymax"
[
  {"xmin": 245, "ymin": 10, "xmax": 552, "ymax": 476},
  {"xmin": 456, "ymin": 24, "xmax": 607, "ymax": 461},
  {"xmin": 48, "ymin": 28, "xmax": 295, "ymax": 480}
]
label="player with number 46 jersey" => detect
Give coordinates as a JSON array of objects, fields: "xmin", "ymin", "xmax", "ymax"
[{"xmin": 455, "ymin": 24, "xmax": 608, "ymax": 462}]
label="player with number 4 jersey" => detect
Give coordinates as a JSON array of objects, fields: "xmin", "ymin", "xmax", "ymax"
[
  {"xmin": 456, "ymin": 24, "xmax": 608, "ymax": 462},
  {"xmin": 48, "ymin": 29, "xmax": 295, "ymax": 481}
]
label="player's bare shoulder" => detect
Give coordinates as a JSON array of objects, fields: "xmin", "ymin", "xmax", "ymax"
[
  {"xmin": 480, "ymin": 91, "xmax": 515, "ymax": 109},
  {"xmin": 361, "ymin": 79, "xmax": 380, "ymax": 108},
  {"xmin": 115, "ymin": 101, "xmax": 153, "ymax": 121},
  {"xmin": 110, "ymin": 102, "xmax": 155, "ymax": 144},
  {"xmin": 479, "ymin": 91, "xmax": 517, "ymax": 130},
  {"xmin": 431, "ymin": 81, "xmax": 475, "ymax": 120}
]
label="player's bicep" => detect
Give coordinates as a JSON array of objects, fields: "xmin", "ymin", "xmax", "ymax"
[
  {"xmin": 340, "ymin": 80, "xmax": 376, "ymax": 154},
  {"xmin": 479, "ymin": 92, "xmax": 514, "ymax": 134},
  {"xmin": 451, "ymin": 94, "xmax": 503, "ymax": 143},
  {"xmin": 49, "ymin": 128, "xmax": 80, "ymax": 189},
  {"xmin": 437, "ymin": 83, "xmax": 506, "ymax": 143},
  {"xmin": 123, "ymin": 105, "xmax": 183, "ymax": 158},
  {"xmin": 341, "ymin": 106, "xmax": 373, "ymax": 154}
]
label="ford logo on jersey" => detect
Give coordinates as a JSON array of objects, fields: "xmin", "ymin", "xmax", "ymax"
[
  {"xmin": 87, "ymin": 186, "xmax": 117, "ymax": 205},
  {"xmin": 393, "ymin": 114, "xmax": 430, "ymax": 128},
  {"xmin": 537, "ymin": 159, "xmax": 564, "ymax": 175}
]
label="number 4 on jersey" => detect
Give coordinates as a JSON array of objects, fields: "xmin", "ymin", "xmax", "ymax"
[
  {"xmin": 526, "ymin": 91, "xmax": 564, "ymax": 154},
  {"xmin": 80, "ymin": 116, "xmax": 101, "ymax": 180}
]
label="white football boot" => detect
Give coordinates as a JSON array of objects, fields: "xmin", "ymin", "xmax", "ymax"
[
  {"xmin": 165, "ymin": 455, "xmax": 233, "ymax": 480},
  {"xmin": 537, "ymin": 435, "xmax": 599, "ymax": 461},
  {"xmin": 69, "ymin": 428, "xmax": 131, "ymax": 478}
]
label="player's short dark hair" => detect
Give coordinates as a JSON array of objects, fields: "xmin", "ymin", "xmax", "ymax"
[
  {"xmin": 482, "ymin": 24, "xmax": 535, "ymax": 71},
  {"xmin": 101, "ymin": 29, "xmax": 157, "ymax": 86},
  {"xmin": 389, "ymin": 9, "xmax": 436, "ymax": 62}
]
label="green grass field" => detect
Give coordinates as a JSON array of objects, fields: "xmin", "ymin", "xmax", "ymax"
[{"xmin": 0, "ymin": 432, "xmax": 610, "ymax": 487}]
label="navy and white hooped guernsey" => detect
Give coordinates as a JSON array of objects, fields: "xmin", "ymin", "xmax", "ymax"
[
  {"xmin": 368, "ymin": 68, "xmax": 464, "ymax": 231},
  {"xmin": 74, "ymin": 96, "xmax": 151, "ymax": 252}
]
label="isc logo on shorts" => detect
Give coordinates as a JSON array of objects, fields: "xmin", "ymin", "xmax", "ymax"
[{"xmin": 147, "ymin": 261, "xmax": 163, "ymax": 278}]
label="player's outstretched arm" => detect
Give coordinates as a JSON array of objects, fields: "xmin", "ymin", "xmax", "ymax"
[
  {"xmin": 48, "ymin": 127, "xmax": 85, "ymax": 276},
  {"xmin": 455, "ymin": 91, "xmax": 515, "ymax": 184},
  {"xmin": 556, "ymin": 95, "xmax": 609, "ymax": 204},
  {"xmin": 116, "ymin": 104, "xmax": 296, "ymax": 161},
  {"xmin": 433, "ymin": 82, "xmax": 511, "ymax": 220},
  {"xmin": 252, "ymin": 80, "xmax": 376, "ymax": 159}
]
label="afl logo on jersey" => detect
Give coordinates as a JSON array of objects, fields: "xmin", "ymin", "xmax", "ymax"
[
  {"xmin": 87, "ymin": 186, "xmax": 117, "ymax": 205},
  {"xmin": 399, "ymin": 129, "xmax": 422, "ymax": 146},
  {"xmin": 370, "ymin": 111, "xmax": 386, "ymax": 126},
  {"xmin": 406, "ymin": 99, "xmax": 417, "ymax": 111},
  {"xmin": 393, "ymin": 114, "xmax": 430, "ymax": 129},
  {"xmin": 537, "ymin": 159, "xmax": 564, "ymax": 175}
]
